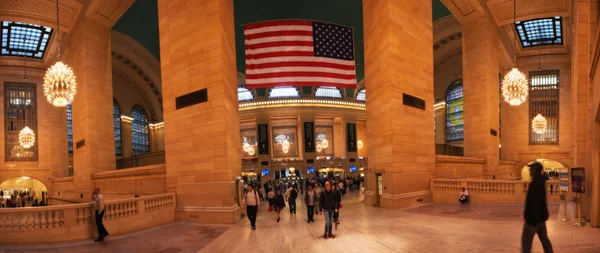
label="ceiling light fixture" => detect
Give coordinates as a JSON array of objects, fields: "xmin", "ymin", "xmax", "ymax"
[
  {"xmin": 43, "ymin": 0, "xmax": 77, "ymax": 107},
  {"xmin": 502, "ymin": 0, "xmax": 528, "ymax": 106}
]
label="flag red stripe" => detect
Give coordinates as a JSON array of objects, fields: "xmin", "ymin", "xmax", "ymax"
[
  {"xmin": 245, "ymin": 41, "xmax": 314, "ymax": 50},
  {"xmin": 246, "ymin": 72, "xmax": 355, "ymax": 80},
  {"xmin": 244, "ymin": 30, "xmax": 313, "ymax": 40},
  {"xmin": 245, "ymin": 51, "xmax": 314, "ymax": 60},
  {"xmin": 244, "ymin": 20, "xmax": 312, "ymax": 30},
  {"xmin": 246, "ymin": 82, "xmax": 356, "ymax": 89},
  {"xmin": 246, "ymin": 61, "xmax": 355, "ymax": 71}
]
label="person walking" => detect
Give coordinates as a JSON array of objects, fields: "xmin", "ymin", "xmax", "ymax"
[
  {"xmin": 314, "ymin": 183, "xmax": 321, "ymax": 215},
  {"xmin": 243, "ymin": 184, "xmax": 260, "ymax": 230},
  {"xmin": 319, "ymin": 181, "xmax": 339, "ymax": 239},
  {"xmin": 93, "ymin": 187, "xmax": 109, "ymax": 242},
  {"xmin": 273, "ymin": 189, "xmax": 286, "ymax": 222},
  {"xmin": 305, "ymin": 184, "xmax": 317, "ymax": 223},
  {"xmin": 286, "ymin": 185, "xmax": 298, "ymax": 215},
  {"xmin": 521, "ymin": 162, "xmax": 553, "ymax": 253}
]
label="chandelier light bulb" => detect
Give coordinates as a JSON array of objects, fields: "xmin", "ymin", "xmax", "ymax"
[
  {"xmin": 532, "ymin": 113, "xmax": 547, "ymax": 134},
  {"xmin": 357, "ymin": 140, "xmax": 363, "ymax": 149},
  {"xmin": 19, "ymin": 126, "xmax": 35, "ymax": 148},
  {"xmin": 282, "ymin": 139, "xmax": 290, "ymax": 150},
  {"xmin": 502, "ymin": 67, "xmax": 528, "ymax": 106},
  {"xmin": 321, "ymin": 138, "xmax": 329, "ymax": 149},
  {"xmin": 247, "ymin": 147, "xmax": 255, "ymax": 156},
  {"xmin": 43, "ymin": 61, "xmax": 77, "ymax": 107},
  {"xmin": 282, "ymin": 146, "xmax": 289, "ymax": 154},
  {"xmin": 316, "ymin": 143, "xmax": 323, "ymax": 152}
]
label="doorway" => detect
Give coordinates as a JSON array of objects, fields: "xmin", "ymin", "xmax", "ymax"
[{"xmin": 375, "ymin": 173, "xmax": 382, "ymax": 207}]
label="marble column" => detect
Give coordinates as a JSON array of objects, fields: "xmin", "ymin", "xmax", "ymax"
[
  {"xmin": 461, "ymin": 11, "xmax": 500, "ymax": 175},
  {"xmin": 363, "ymin": 0, "xmax": 435, "ymax": 208},
  {"xmin": 121, "ymin": 118, "xmax": 133, "ymax": 159},
  {"xmin": 158, "ymin": 0, "xmax": 241, "ymax": 223},
  {"xmin": 63, "ymin": 17, "xmax": 116, "ymax": 200}
]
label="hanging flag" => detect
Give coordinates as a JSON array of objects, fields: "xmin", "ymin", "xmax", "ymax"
[{"xmin": 244, "ymin": 20, "xmax": 356, "ymax": 89}]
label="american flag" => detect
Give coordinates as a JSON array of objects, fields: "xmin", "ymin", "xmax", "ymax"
[{"xmin": 244, "ymin": 20, "xmax": 357, "ymax": 89}]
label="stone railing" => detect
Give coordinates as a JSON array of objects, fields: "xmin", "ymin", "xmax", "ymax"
[
  {"xmin": 116, "ymin": 151, "xmax": 165, "ymax": 169},
  {"xmin": 0, "ymin": 193, "xmax": 175, "ymax": 244},
  {"xmin": 431, "ymin": 179, "xmax": 561, "ymax": 204}
]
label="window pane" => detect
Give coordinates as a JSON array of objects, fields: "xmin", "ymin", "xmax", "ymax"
[
  {"xmin": 114, "ymin": 100, "xmax": 122, "ymax": 156},
  {"xmin": 132, "ymin": 106, "xmax": 150, "ymax": 156},
  {"xmin": 446, "ymin": 80, "xmax": 463, "ymax": 142},
  {"xmin": 514, "ymin": 17, "xmax": 563, "ymax": 48},
  {"xmin": 238, "ymin": 87, "xmax": 254, "ymax": 101},
  {"xmin": 315, "ymin": 86, "xmax": 342, "ymax": 98},
  {"xmin": 529, "ymin": 70, "xmax": 559, "ymax": 145},
  {"xmin": 1, "ymin": 21, "xmax": 53, "ymax": 59},
  {"xmin": 356, "ymin": 89, "xmax": 366, "ymax": 101},
  {"xmin": 67, "ymin": 104, "xmax": 72, "ymax": 153},
  {"xmin": 269, "ymin": 86, "xmax": 300, "ymax": 98},
  {"xmin": 5, "ymin": 83, "xmax": 37, "ymax": 161}
]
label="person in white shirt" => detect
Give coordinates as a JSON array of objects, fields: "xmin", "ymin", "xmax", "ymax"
[
  {"xmin": 459, "ymin": 187, "xmax": 469, "ymax": 204},
  {"xmin": 93, "ymin": 187, "xmax": 109, "ymax": 241},
  {"xmin": 243, "ymin": 184, "xmax": 260, "ymax": 230}
]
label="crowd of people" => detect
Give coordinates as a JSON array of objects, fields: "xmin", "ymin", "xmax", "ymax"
[
  {"xmin": 243, "ymin": 176, "xmax": 363, "ymax": 239},
  {"xmin": 0, "ymin": 188, "xmax": 44, "ymax": 208}
]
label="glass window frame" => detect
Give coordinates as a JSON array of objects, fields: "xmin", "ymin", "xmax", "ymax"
[
  {"xmin": 4, "ymin": 82, "xmax": 38, "ymax": 161},
  {"xmin": 131, "ymin": 105, "xmax": 150, "ymax": 156},
  {"xmin": 446, "ymin": 80, "xmax": 464, "ymax": 143}
]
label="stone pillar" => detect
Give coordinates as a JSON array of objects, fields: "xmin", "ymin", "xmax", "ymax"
[
  {"xmin": 150, "ymin": 125, "xmax": 165, "ymax": 152},
  {"xmin": 158, "ymin": 0, "xmax": 241, "ymax": 223},
  {"xmin": 121, "ymin": 118, "xmax": 133, "ymax": 159},
  {"xmin": 64, "ymin": 17, "xmax": 115, "ymax": 200},
  {"xmin": 461, "ymin": 12, "xmax": 500, "ymax": 175},
  {"xmin": 363, "ymin": 0, "xmax": 435, "ymax": 208},
  {"xmin": 571, "ymin": 0, "xmax": 594, "ymax": 225}
]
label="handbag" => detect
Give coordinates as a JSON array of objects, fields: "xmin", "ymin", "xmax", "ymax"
[
  {"xmin": 268, "ymin": 205, "xmax": 273, "ymax": 211},
  {"xmin": 339, "ymin": 203, "xmax": 342, "ymax": 209}
]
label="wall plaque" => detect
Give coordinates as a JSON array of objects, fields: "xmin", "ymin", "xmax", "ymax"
[
  {"xmin": 402, "ymin": 93, "xmax": 425, "ymax": 110},
  {"xmin": 258, "ymin": 124, "xmax": 269, "ymax": 155},
  {"xmin": 76, "ymin": 139, "xmax": 85, "ymax": 149},
  {"xmin": 176, "ymin": 89, "xmax": 207, "ymax": 110},
  {"xmin": 347, "ymin": 123, "xmax": 357, "ymax": 152},
  {"xmin": 304, "ymin": 122, "xmax": 315, "ymax": 152}
]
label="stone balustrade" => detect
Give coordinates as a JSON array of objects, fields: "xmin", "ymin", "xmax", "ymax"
[
  {"xmin": 0, "ymin": 193, "xmax": 175, "ymax": 244},
  {"xmin": 431, "ymin": 179, "xmax": 562, "ymax": 204}
]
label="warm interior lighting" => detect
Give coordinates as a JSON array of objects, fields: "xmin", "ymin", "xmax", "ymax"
[
  {"xmin": 18, "ymin": 126, "xmax": 35, "ymax": 148},
  {"xmin": 532, "ymin": 113, "xmax": 547, "ymax": 134},
  {"xmin": 357, "ymin": 140, "xmax": 363, "ymax": 149},
  {"xmin": 316, "ymin": 143, "xmax": 323, "ymax": 152},
  {"xmin": 502, "ymin": 67, "xmax": 528, "ymax": 106},
  {"xmin": 149, "ymin": 122, "xmax": 164, "ymax": 129},
  {"xmin": 43, "ymin": 61, "xmax": 77, "ymax": 107},
  {"xmin": 321, "ymin": 138, "xmax": 329, "ymax": 149}
]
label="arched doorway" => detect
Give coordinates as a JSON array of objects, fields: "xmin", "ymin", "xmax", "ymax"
[
  {"xmin": 0, "ymin": 176, "xmax": 48, "ymax": 206},
  {"xmin": 520, "ymin": 158, "xmax": 566, "ymax": 181}
]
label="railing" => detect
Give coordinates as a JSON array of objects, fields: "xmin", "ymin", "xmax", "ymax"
[
  {"xmin": 431, "ymin": 178, "xmax": 561, "ymax": 204},
  {"xmin": 116, "ymin": 151, "xmax": 165, "ymax": 169},
  {"xmin": 435, "ymin": 144, "xmax": 464, "ymax": 156},
  {"xmin": 0, "ymin": 193, "xmax": 175, "ymax": 243}
]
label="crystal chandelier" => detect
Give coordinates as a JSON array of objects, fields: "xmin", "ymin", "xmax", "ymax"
[
  {"xmin": 532, "ymin": 114, "xmax": 547, "ymax": 134},
  {"xmin": 502, "ymin": 0, "xmax": 528, "ymax": 106},
  {"xmin": 247, "ymin": 147, "xmax": 255, "ymax": 156},
  {"xmin": 19, "ymin": 126, "xmax": 35, "ymax": 148},
  {"xmin": 321, "ymin": 138, "xmax": 329, "ymax": 149},
  {"xmin": 43, "ymin": 0, "xmax": 77, "ymax": 107},
  {"xmin": 357, "ymin": 140, "xmax": 363, "ymax": 149},
  {"xmin": 242, "ymin": 137, "xmax": 251, "ymax": 152}
]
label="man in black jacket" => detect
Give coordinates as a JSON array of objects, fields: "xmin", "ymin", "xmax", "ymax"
[
  {"xmin": 522, "ymin": 162, "xmax": 553, "ymax": 253},
  {"xmin": 319, "ymin": 181, "xmax": 339, "ymax": 239}
]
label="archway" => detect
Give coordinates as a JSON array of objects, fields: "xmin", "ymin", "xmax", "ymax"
[
  {"xmin": 520, "ymin": 158, "xmax": 566, "ymax": 181},
  {"xmin": 0, "ymin": 176, "xmax": 48, "ymax": 206}
]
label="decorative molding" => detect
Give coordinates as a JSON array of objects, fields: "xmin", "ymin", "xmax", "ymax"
[
  {"xmin": 381, "ymin": 190, "xmax": 432, "ymax": 200},
  {"xmin": 435, "ymin": 155, "xmax": 486, "ymax": 164},
  {"xmin": 175, "ymin": 205, "xmax": 239, "ymax": 213},
  {"xmin": 92, "ymin": 164, "xmax": 166, "ymax": 180},
  {"xmin": 0, "ymin": 0, "xmax": 84, "ymax": 33},
  {"xmin": 239, "ymin": 99, "xmax": 366, "ymax": 111},
  {"xmin": 487, "ymin": 0, "xmax": 571, "ymax": 26},
  {"xmin": 53, "ymin": 176, "xmax": 74, "ymax": 183}
]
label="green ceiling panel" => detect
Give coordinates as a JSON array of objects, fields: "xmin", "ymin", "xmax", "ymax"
[
  {"xmin": 433, "ymin": 0, "xmax": 452, "ymax": 22},
  {"xmin": 112, "ymin": 0, "xmax": 160, "ymax": 62},
  {"xmin": 346, "ymin": 88, "xmax": 355, "ymax": 98},
  {"xmin": 302, "ymin": 87, "xmax": 313, "ymax": 95},
  {"xmin": 256, "ymin": 88, "xmax": 267, "ymax": 97}
]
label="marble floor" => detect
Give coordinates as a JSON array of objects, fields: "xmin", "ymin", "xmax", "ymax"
[{"xmin": 1, "ymin": 191, "xmax": 599, "ymax": 253}]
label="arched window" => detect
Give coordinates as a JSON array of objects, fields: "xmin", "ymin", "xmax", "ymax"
[
  {"xmin": 131, "ymin": 105, "xmax": 150, "ymax": 156},
  {"xmin": 356, "ymin": 88, "xmax": 366, "ymax": 101},
  {"xmin": 268, "ymin": 86, "xmax": 300, "ymax": 98},
  {"xmin": 67, "ymin": 104, "xmax": 72, "ymax": 153},
  {"xmin": 315, "ymin": 86, "xmax": 342, "ymax": 98},
  {"xmin": 238, "ymin": 86, "xmax": 254, "ymax": 101},
  {"xmin": 114, "ymin": 99, "xmax": 122, "ymax": 156},
  {"xmin": 446, "ymin": 80, "xmax": 464, "ymax": 142}
]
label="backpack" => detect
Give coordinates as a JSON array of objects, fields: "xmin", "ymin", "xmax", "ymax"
[{"xmin": 290, "ymin": 188, "xmax": 298, "ymax": 199}]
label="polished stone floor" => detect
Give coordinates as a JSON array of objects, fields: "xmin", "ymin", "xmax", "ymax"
[{"xmin": 1, "ymin": 191, "xmax": 599, "ymax": 253}]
